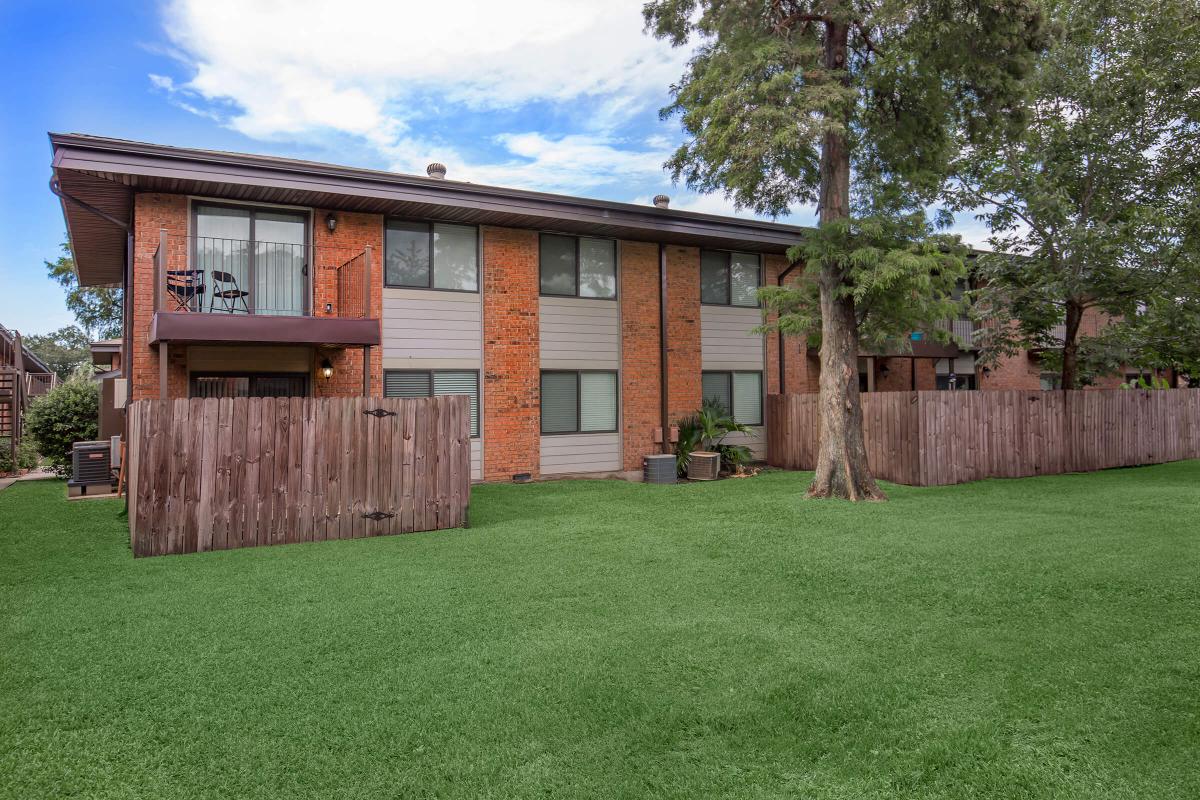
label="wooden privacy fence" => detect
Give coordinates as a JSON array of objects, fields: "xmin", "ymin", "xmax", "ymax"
[
  {"xmin": 767, "ymin": 388, "xmax": 1200, "ymax": 486},
  {"xmin": 126, "ymin": 395, "xmax": 471, "ymax": 557}
]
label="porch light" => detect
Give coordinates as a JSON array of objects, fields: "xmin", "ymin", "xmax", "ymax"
[
  {"xmin": 325, "ymin": 212, "xmax": 337, "ymax": 233},
  {"xmin": 880, "ymin": 364, "xmax": 890, "ymax": 378},
  {"xmin": 320, "ymin": 358, "xmax": 334, "ymax": 380}
]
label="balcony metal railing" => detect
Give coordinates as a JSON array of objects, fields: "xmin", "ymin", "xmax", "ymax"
[
  {"xmin": 153, "ymin": 231, "xmax": 372, "ymax": 319},
  {"xmin": 935, "ymin": 318, "xmax": 976, "ymax": 349}
]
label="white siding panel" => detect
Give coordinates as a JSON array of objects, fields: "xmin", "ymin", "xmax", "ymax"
[
  {"xmin": 540, "ymin": 433, "xmax": 621, "ymax": 475},
  {"xmin": 723, "ymin": 428, "xmax": 767, "ymax": 460},
  {"xmin": 471, "ymin": 440, "xmax": 482, "ymax": 482},
  {"xmin": 701, "ymin": 306, "xmax": 765, "ymax": 370},
  {"xmin": 540, "ymin": 296, "xmax": 619, "ymax": 368},
  {"xmin": 383, "ymin": 288, "xmax": 481, "ymax": 361}
]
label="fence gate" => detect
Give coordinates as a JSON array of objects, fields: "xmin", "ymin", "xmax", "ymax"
[{"xmin": 126, "ymin": 395, "xmax": 471, "ymax": 557}]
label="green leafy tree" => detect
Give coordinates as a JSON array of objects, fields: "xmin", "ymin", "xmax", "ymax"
[
  {"xmin": 46, "ymin": 241, "xmax": 122, "ymax": 340},
  {"xmin": 24, "ymin": 374, "xmax": 100, "ymax": 476},
  {"xmin": 23, "ymin": 325, "xmax": 91, "ymax": 381},
  {"xmin": 946, "ymin": 0, "xmax": 1200, "ymax": 389},
  {"xmin": 644, "ymin": 0, "xmax": 1048, "ymax": 500}
]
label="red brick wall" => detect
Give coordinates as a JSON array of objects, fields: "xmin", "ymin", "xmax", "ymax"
[
  {"xmin": 619, "ymin": 241, "xmax": 662, "ymax": 470},
  {"xmin": 980, "ymin": 352, "xmax": 1042, "ymax": 389},
  {"xmin": 664, "ymin": 245, "xmax": 701, "ymax": 422},
  {"xmin": 131, "ymin": 193, "xmax": 189, "ymax": 400},
  {"xmin": 875, "ymin": 357, "xmax": 937, "ymax": 391},
  {"xmin": 311, "ymin": 209, "xmax": 383, "ymax": 398},
  {"xmin": 763, "ymin": 255, "xmax": 816, "ymax": 394},
  {"xmin": 481, "ymin": 227, "xmax": 540, "ymax": 480}
]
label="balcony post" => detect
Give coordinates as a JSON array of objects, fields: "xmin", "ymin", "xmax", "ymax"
[{"xmin": 159, "ymin": 342, "xmax": 169, "ymax": 400}]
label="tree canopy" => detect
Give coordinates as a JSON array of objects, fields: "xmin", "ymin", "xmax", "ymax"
[
  {"xmin": 23, "ymin": 325, "xmax": 91, "ymax": 382},
  {"xmin": 947, "ymin": 0, "xmax": 1200, "ymax": 388},
  {"xmin": 645, "ymin": 0, "xmax": 1048, "ymax": 499},
  {"xmin": 45, "ymin": 241, "xmax": 122, "ymax": 340}
]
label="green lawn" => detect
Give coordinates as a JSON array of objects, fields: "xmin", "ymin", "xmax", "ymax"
[{"xmin": 2, "ymin": 465, "xmax": 1199, "ymax": 799}]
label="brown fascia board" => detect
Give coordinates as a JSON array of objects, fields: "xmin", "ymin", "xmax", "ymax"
[{"xmin": 48, "ymin": 132, "xmax": 810, "ymax": 251}]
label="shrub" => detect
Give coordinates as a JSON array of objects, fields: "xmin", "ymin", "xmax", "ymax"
[
  {"xmin": 673, "ymin": 399, "xmax": 755, "ymax": 477},
  {"xmin": 24, "ymin": 378, "xmax": 99, "ymax": 475},
  {"xmin": 0, "ymin": 436, "xmax": 39, "ymax": 474}
]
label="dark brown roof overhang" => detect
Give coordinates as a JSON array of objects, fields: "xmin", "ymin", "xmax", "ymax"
[
  {"xmin": 50, "ymin": 133, "xmax": 809, "ymax": 287},
  {"xmin": 150, "ymin": 311, "xmax": 380, "ymax": 347}
]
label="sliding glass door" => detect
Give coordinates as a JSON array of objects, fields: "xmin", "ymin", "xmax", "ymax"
[{"xmin": 193, "ymin": 203, "xmax": 308, "ymax": 316}]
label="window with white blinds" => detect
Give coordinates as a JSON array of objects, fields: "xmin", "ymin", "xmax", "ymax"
[
  {"xmin": 699, "ymin": 250, "xmax": 761, "ymax": 307},
  {"xmin": 383, "ymin": 369, "xmax": 479, "ymax": 436},
  {"xmin": 701, "ymin": 371, "xmax": 762, "ymax": 425},
  {"xmin": 541, "ymin": 370, "xmax": 618, "ymax": 434}
]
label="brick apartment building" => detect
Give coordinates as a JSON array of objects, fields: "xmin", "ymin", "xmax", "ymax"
[{"xmin": 50, "ymin": 133, "xmax": 1115, "ymax": 481}]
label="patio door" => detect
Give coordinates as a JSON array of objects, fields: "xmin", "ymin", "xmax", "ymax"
[{"xmin": 194, "ymin": 203, "xmax": 309, "ymax": 316}]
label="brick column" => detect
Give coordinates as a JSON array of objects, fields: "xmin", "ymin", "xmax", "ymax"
[
  {"xmin": 618, "ymin": 241, "xmax": 662, "ymax": 470},
  {"xmin": 482, "ymin": 227, "xmax": 540, "ymax": 480},
  {"xmin": 131, "ymin": 194, "xmax": 189, "ymax": 400},
  {"xmin": 664, "ymin": 245, "xmax": 701, "ymax": 422},
  {"xmin": 312, "ymin": 210, "xmax": 384, "ymax": 397}
]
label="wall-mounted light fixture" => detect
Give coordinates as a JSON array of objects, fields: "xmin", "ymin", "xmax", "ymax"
[
  {"xmin": 324, "ymin": 302, "xmax": 333, "ymax": 314},
  {"xmin": 325, "ymin": 212, "xmax": 337, "ymax": 234},
  {"xmin": 320, "ymin": 357, "xmax": 334, "ymax": 380},
  {"xmin": 880, "ymin": 364, "xmax": 890, "ymax": 378}
]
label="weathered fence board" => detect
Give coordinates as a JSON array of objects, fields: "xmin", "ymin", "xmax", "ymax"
[
  {"xmin": 768, "ymin": 388, "xmax": 1200, "ymax": 487},
  {"xmin": 126, "ymin": 395, "xmax": 471, "ymax": 557}
]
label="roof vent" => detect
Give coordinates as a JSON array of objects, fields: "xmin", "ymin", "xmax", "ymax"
[
  {"xmin": 653, "ymin": 194, "xmax": 670, "ymax": 209},
  {"xmin": 426, "ymin": 162, "xmax": 447, "ymax": 179}
]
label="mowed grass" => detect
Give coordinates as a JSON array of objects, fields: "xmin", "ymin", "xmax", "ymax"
[{"xmin": 2, "ymin": 464, "xmax": 1199, "ymax": 800}]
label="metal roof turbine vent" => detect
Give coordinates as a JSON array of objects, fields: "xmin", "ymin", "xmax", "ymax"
[
  {"xmin": 653, "ymin": 194, "xmax": 670, "ymax": 209},
  {"xmin": 426, "ymin": 162, "xmax": 447, "ymax": 179}
]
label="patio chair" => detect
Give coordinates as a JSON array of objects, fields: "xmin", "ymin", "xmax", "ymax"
[
  {"xmin": 165, "ymin": 270, "xmax": 205, "ymax": 312},
  {"xmin": 208, "ymin": 270, "xmax": 251, "ymax": 314}
]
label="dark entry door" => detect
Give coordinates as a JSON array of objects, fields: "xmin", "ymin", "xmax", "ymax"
[{"xmin": 190, "ymin": 372, "xmax": 309, "ymax": 398}]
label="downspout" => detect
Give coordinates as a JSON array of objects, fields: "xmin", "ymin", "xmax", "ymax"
[
  {"xmin": 776, "ymin": 260, "xmax": 802, "ymax": 393},
  {"xmin": 659, "ymin": 243, "xmax": 670, "ymax": 453}
]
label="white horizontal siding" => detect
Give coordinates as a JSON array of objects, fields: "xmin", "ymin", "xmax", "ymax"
[
  {"xmin": 471, "ymin": 439, "xmax": 482, "ymax": 482},
  {"xmin": 722, "ymin": 428, "xmax": 767, "ymax": 460},
  {"xmin": 701, "ymin": 306, "xmax": 765, "ymax": 370},
  {"xmin": 383, "ymin": 288, "xmax": 481, "ymax": 361},
  {"xmin": 540, "ymin": 296, "xmax": 619, "ymax": 369},
  {"xmin": 540, "ymin": 433, "xmax": 621, "ymax": 475}
]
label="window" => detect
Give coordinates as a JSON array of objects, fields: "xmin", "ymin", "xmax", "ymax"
[
  {"xmin": 384, "ymin": 221, "xmax": 478, "ymax": 291},
  {"xmin": 700, "ymin": 250, "xmax": 761, "ymax": 307},
  {"xmin": 1040, "ymin": 372, "xmax": 1062, "ymax": 391},
  {"xmin": 383, "ymin": 370, "xmax": 480, "ymax": 436},
  {"xmin": 539, "ymin": 234, "xmax": 617, "ymax": 299},
  {"xmin": 701, "ymin": 371, "xmax": 763, "ymax": 425},
  {"xmin": 189, "ymin": 372, "xmax": 308, "ymax": 398},
  {"xmin": 540, "ymin": 371, "xmax": 618, "ymax": 434}
]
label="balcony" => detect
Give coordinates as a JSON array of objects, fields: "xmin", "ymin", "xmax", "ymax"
[
  {"xmin": 149, "ymin": 232, "xmax": 379, "ymax": 347},
  {"xmin": 934, "ymin": 318, "xmax": 976, "ymax": 349}
]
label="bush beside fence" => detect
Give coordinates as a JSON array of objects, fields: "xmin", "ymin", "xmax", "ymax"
[
  {"xmin": 126, "ymin": 395, "xmax": 471, "ymax": 557},
  {"xmin": 767, "ymin": 389, "xmax": 1200, "ymax": 486}
]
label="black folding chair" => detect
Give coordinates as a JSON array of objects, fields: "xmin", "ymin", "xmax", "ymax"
[
  {"xmin": 165, "ymin": 269, "xmax": 205, "ymax": 312},
  {"xmin": 208, "ymin": 270, "xmax": 251, "ymax": 314}
]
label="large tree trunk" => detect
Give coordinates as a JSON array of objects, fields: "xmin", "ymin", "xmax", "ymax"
[
  {"xmin": 1060, "ymin": 298, "xmax": 1084, "ymax": 390},
  {"xmin": 807, "ymin": 20, "xmax": 885, "ymax": 501}
]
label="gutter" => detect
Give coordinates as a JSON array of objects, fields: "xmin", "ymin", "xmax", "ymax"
[{"xmin": 659, "ymin": 244, "xmax": 670, "ymax": 453}]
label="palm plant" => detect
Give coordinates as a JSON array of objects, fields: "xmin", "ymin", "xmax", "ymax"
[{"xmin": 674, "ymin": 398, "xmax": 755, "ymax": 477}]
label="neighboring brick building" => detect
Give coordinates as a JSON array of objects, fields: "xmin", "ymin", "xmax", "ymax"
[{"xmin": 50, "ymin": 133, "xmax": 1129, "ymax": 482}]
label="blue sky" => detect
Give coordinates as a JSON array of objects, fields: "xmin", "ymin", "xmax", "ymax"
[{"xmin": 0, "ymin": 0, "xmax": 986, "ymax": 338}]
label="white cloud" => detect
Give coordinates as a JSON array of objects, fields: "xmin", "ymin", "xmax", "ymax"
[{"xmin": 159, "ymin": 0, "xmax": 687, "ymax": 141}]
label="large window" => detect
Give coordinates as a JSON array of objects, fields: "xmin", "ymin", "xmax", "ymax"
[
  {"xmin": 701, "ymin": 371, "xmax": 763, "ymax": 425},
  {"xmin": 701, "ymin": 250, "xmax": 761, "ymax": 307},
  {"xmin": 540, "ymin": 371, "xmax": 618, "ymax": 434},
  {"xmin": 192, "ymin": 203, "xmax": 309, "ymax": 316},
  {"xmin": 539, "ymin": 234, "xmax": 617, "ymax": 299},
  {"xmin": 385, "ymin": 221, "xmax": 478, "ymax": 291},
  {"xmin": 383, "ymin": 370, "xmax": 480, "ymax": 437}
]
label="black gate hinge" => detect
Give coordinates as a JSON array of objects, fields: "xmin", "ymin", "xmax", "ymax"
[
  {"xmin": 363, "ymin": 408, "xmax": 397, "ymax": 418},
  {"xmin": 362, "ymin": 511, "xmax": 396, "ymax": 521}
]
